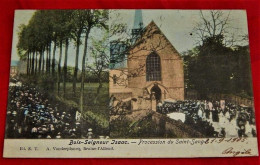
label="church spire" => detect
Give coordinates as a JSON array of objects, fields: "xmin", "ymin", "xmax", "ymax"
[
  {"xmin": 131, "ymin": 10, "xmax": 144, "ymax": 44},
  {"xmin": 133, "ymin": 10, "xmax": 143, "ymax": 30}
]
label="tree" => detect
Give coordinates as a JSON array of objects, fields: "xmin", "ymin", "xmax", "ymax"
[
  {"xmin": 183, "ymin": 10, "xmax": 252, "ymax": 99},
  {"xmin": 88, "ymin": 31, "xmax": 109, "ymax": 104},
  {"xmin": 71, "ymin": 10, "xmax": 89, "ymax": 95},
  {"xmin": 183, "ymin": 34, "xmax": 252, "ymax": 99},
  {"xmin": 79, "ymin": 9, "xmax": 109, "ymax": 113},
  {"xmin": 17, "ymin": 24, "xmax": 30, "ymax": 74},
  {"xmin": 53, "ymin": 10, "xmax": 69, "ymax": 95},
  {"xmin": 53, "ymin": 10, "xmax": 74, "ymax": 97},
  {"xmin": 192, "ymin": 10, "xmax": 239, "ymax": 47}
]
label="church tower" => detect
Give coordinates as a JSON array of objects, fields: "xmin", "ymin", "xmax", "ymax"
[
  {"xmin": 131, "ymin": 10, "xmax": 144, "ymax": 44},
  {"xmin": 110, "ymin": 10, "xmax": 144, "ymax": 69}
]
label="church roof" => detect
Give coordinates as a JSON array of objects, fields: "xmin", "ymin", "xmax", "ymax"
[{"xmin": 130, "ymin": 21, "xmax": 181, "ymax": 59}]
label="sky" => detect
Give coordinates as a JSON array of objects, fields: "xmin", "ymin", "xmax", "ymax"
[{"xmin": 11, "ymin": 10, "xmax": 249, "ymax": 68}]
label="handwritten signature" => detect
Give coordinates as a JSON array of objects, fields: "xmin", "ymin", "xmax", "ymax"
[{"xmin": 222, "ymin": 147, "xmax": 252, "ymax": 157}]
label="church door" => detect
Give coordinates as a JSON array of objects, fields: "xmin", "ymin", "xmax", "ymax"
[{"xmin": 151, "ymin": 84, "xmax": 161, "ymax": 102}]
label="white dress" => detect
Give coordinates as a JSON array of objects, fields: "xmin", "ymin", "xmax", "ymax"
[
  {"xmin": 245, "ymin": 121, "xmax": 252, "ymax": 137},
  {"xmin": 225, "ymin": 111, "xmax": 230, "ymax": 121},
  {"xmin": 226, "ymin": 119, "xmax": 238, "ymax": 137},
  {"xmin": 198, "ymin": 109, "xmax": 203, "ymax": 119}
]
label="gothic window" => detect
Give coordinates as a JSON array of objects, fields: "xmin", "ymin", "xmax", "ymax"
[{"xmin": 146, "ymin": 52, "xmax": 161, "ymax": 81}]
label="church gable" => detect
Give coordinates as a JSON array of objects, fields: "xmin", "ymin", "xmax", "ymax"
[
  {"xmin": 129, "ymin": 21, "xmax": 182, "ymax": 60},
  {"xmin": 111, "ymin": 10, "xmax": 184, "ymax": 102}
]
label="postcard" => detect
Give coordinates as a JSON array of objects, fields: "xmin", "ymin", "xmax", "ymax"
[{"xmin": 3, "ymin": 9, "xmax": 258, "ymax": 158}]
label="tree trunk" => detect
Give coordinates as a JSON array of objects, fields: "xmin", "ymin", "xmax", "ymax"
[
  {"xmin": 63, "ymin": 38, "xmax": 69, "ymax": 98},
  {"xmin": 52, "ymin": 39, "xmax": 57, "ymax": 77},
  {"xmin": 48, "ymin": 41, "xmax": 52, "ymax": 74},
  {"xmin": 38, "ymin": 50, "xmax": 42, "ymax": 74},
  {"xmin": 31, "ymin": 51, "xmax": 35, "ymax": 75},
  {"xmin": 26, "ymin": 52, "xmax": 29, "ymax": 75},
  {"xmin": 29, "ymin": 52, "xmax": 32, "ymax": 75},
  {"xmin": 57, "ymin": 40, "xmax": 62, "ymax": 95},
  {"xmin": 73, "ymin": 33, "xmax": 81, "ymax": 95},
  {"xmin": 42, "ymin": 50, "xmax": 45, "ymax": 73},
  {"xmin": 46, "ymin": 45, "xmax": 49, "ymax": 74},
  {"xmin": 94, "ymin": 75, "xmax": 103, "ymax": 104},
  {"xmin": 35, "ymin": 52, "xmax": 38, "ymax": 75},
  {"xmin": 80, "ymin": 27, "xmax": 91, "ymax": 113}
]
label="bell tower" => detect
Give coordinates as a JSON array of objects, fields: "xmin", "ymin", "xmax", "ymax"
[{"xmin": 131, "ymin": 10, "xmax": 144, "ymax": 44}]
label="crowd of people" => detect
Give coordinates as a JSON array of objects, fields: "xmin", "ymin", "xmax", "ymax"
[
  {"xmin": 5, "ymin": 83, "xmax": 85, "ymax": 139},
  {"xmin": 157, "ymin": 100, "xmax": 257, "ymax": 138},
  {"xmin": 6, "ymin": 80, "xmax": 257, "ymax": 139}
]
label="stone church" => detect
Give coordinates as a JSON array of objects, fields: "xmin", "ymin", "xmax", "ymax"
[{"xmin": 109, "ymin": 10, "xmax": 184, "ymax": 111}]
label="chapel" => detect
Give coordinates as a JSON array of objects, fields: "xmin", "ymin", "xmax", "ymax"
[{"xmin": 109, "ymin": 10, "xmax": 184, "ymax": 110}]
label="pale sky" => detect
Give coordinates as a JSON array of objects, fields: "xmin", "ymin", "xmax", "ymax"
[{"xmin": 11, "ymin": 10, "xmax": 249, "ymax": 68}]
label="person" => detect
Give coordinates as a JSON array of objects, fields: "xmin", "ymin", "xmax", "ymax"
[
  {"xmin": 219, "ymin": 128, "xmax": 226, "ymax": 138},
  {"xmin": 225, "ymin": 110, "xmax": 231, "ymax": 122},
  {"xmin": 87, "ymin": 128, "xmax": 93, "ymax": 139},
  {"xmin": 226, "ymin": 118, "xmax": 238, "ymax": 137},
  {"xmin": 157, "ymin": 101, "xmax": 163, "ymax": 113},
  {"xmin": 212, "ymin": 108, "xmax": 219, "ymax": 122},
  {"xmin": 238, "ymin": 126, "xmax": 246, "ymax": 137},
  {"xmin": 197, "ymin": 108, "xmax": 203, "ymax": 119},
  {"xmin": 245, "ymin": 121, "xmax": 252, "ymax": 137},
  {"xmin": 205, "ymin": 108, "xmax": 210, "ymax": 119},
  {"xmin": 219, "ymin": 110, "xmax": 224, "ymax": 124},
  {"xmin": 56, "ymin": 132, "xmax": 61, "ymax": 139}
]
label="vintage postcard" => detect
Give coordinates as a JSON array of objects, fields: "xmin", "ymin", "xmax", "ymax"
[{"xmin": 3, "ymin": 9, "xmax": 258, "ymax": 158}]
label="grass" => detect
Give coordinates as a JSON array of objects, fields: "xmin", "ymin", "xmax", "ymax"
[
  {"xmin": 52, "ymin": 82, "xmax": 110, "ymax": 136},
  {"xmin": 56, "ymin": 82, "xmax": 109, "ymax": 118}
]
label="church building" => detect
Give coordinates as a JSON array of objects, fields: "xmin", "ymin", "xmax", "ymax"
[{"xmin": 110, "ymin": 10, "xmax": 184, "ymax": 110}]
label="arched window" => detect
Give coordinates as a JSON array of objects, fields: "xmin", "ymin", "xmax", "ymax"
[{"xmin": 146, "ymin": 52, "xmax": 161, "ymax": 81}]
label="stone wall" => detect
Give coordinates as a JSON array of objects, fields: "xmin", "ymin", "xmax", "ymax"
[
  {"xmin": 151, "ymin": 111, "xmax": 204, "ymax": 138},
  {"xmin": 112, "ymin": 92, "xmax": 132, "ymax": 101}
]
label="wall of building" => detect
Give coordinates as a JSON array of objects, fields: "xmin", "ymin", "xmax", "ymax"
[
  {"xmin": 109, "ymin": 69, "xmax": 129, "ymax": 93},
  {"xmin": 127, "ymin": 21, "xmax": 184, "ymax": 100}
]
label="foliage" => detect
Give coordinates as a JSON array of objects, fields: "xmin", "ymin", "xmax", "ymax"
[{"xmin": 183, "ymin": 34, "xmax": 252, "ymax": 99}]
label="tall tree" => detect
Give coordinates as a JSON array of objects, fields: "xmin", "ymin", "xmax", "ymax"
[
  {"xmin": 79, "ymin": 9, "xmax": 108, "ymax": 113},
  {"xmin": 61, "ymin": 10, "xmax": 74, "ymax": 97},
  {"xmin": 71, "ymin": 10, "xmax": 88, "ymax": 95}
]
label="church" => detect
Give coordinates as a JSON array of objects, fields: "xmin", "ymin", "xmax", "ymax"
[{"xmin": 109, "ymin": 10, "xmax": 184, "ymax": 111}]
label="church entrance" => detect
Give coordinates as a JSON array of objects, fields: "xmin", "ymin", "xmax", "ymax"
[{"xmin": 151, "ymin": 84, "xmax": 161, "ymax": 102}]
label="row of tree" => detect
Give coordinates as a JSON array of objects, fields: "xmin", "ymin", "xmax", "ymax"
[{"xmin": 17, "ymin": 10, "xmax": 109, "ymax": 112}]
